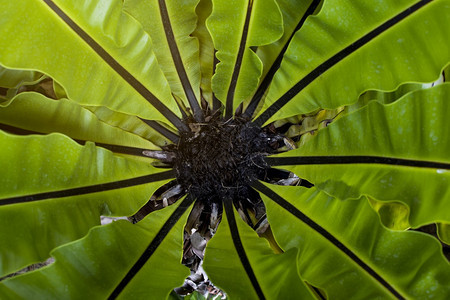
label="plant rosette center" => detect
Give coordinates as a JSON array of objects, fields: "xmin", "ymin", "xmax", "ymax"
[{"xmin": 174, "ymin": 119, "xmax": 282, "ymax": 203}]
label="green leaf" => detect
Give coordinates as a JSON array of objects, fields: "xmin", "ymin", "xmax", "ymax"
[
  {"xmin": 0, "ymin": 0, "xmax": 182, "ymax": 125},
  {"xmin": 345, "ymin": 69, "xmax": 446, "ymax": 115},
  {"xmin": 347, "ymin": 83, "xmax": 432, "ymax": 114},
  {"xmin": 0, "ymin": 66, "xmax": 42, "ymax": 95},
  {"xmin": 438, "ymin": 223, "xmax": 450, "ymax": 245},
  {"xmin": 191, "ymin": 0, "xmax": 216, "ymax": 108},
  {"xmin": 0, "ymin": 65, "xmax": 54, "ymax": 102},
  {"xmin": 207, "ymin": 0, "xmax": 283, "ymax": 117},
  {"xmin": 243, "ymin": 0, "xmax": 323, "ymax": 117},
  {"xmin": 0, "ymin": 92, "xmax": 158, "ymax": 150},
  {"xmin": 368, "ymin": 198, "xmax": 410, "ymax": 231},
  {"xmin": 0, "ymin": 131, "xmax": 172, "ymax": 276},
  {"xmin": 256, "ymin": 0, "xmax": 321, "ymax": 81},
  {"xmin": 203, "ymin": 200, "xmax": 313, "ymax": 299},
  {"xmin": 269, "ymin": 84, "xmax": 450, "ymax": 227},
  {"xmin": 1, "ymin": 0, "xmax": 449, "ymax": 298},
  {"xmin": 85, "ymin": 105, "xmax": 176, "ymax": 148},
  {"xmin": 255, "ymin": 0, "xmax": 450, "ymax": 125},
  {"xmin": 123, "ymin": 0, "xmax": 203, "ymax": 120},
  {"xmin": 0, "ymin": 197, "xmax": 192, "ymax": 299},
  {"xmin": 257, "ymin": 182, "xmax": 450, "ymax": 299}
]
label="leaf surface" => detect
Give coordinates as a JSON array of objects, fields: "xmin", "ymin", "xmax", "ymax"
[
  {"xmin": 0, "ymin": 197, "xmax": 192, "ymax": 299},
  {"xmin": 438, "ymin": 223, "xmax": 450, "ymax": 245},
  {"xmin": 256, "ymin": 0, "xmax": 321, "ymax": 80},
  {"xmin": 254, "ymin": 0, "xmax": 450, "ymax": 125},
  {"xmin": 191, "ymin": 0, "xmax": 217, "ymax": 108},
  {"xmin": 268, "ymin": 84, "xmax": 450, "ymax": 226},
  {"xmin": 123, "ymin": 0, "xmax": 203, "ymax": 120},
  {"xmin": 256, "ymin": 182, "xmax": 450, "ymax": 299},
  {"xmin": 244, "ymin": 0, "xmax": 322, "ymax": 116},
  {"xmin": 0, "ymin": 0, "xmax": 183, "ymax": 127},
  {"xmin": 0, "ymin": 92, "xmax": 157, "ymax": 151},
  {"xmin": 0, "ymin": 132, "xmax": 172, "ymax": 276},
  {"xmin": 207, "ymin": 0, "xmax": 283, "ymax": 117},
  {"xmin": 0, "ymin": 67, "xmax": 40, "ymax": 90},
  {"xmin": 85, "ymin": 106, "xmax": 177, "ymax": 147},
  {"xmin": 203, "ymin": 199, "xmax": 313, "ymax": 299}
]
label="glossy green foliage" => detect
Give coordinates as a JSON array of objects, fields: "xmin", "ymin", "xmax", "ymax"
[
  {"xmin": 256, "ymin": 0, "xmax": 320, "ymax": 81},
  {"xmin": 0, "ymin": 92, "xmax": 157, "ymax": 150},
  {"xmin": 0, "ymin": 67, "xmax": 42, "ymax": 100},
  {"xmin": 0, "ymin": 131, "xmax": 170, "ymax": 276},
  {"xmin": 0, "ymin": 0, "xmax": 181, "ymax": 123},
  {"xmin": 190, "ymin": 0, "xmax": 215, "ymax": 106},
  {"xmin": 204, "ymin": 202, "xmax": 313, "ymax": 299},
  {"xmin": 0, "ymin": 199, "xmax": 191, "ymax": 299},
  {"xmin": 275, "ymin": 84, "xmax": 450, "ymax": 227},
  {"xmin": 123, "ymin": 0, "xmax": 202, "ymax": 112},
  {"xmin": 0, "ymin": 0, "xmax": 449, "ymax": 299},
  {"xmin": 438, "ymin": 223, "xmax": 450, "ymax": 245},
  {"xmin": 208, "ymin": 0, "xmax": 283, "ymax": 114},
  {"xmin": 257, "ymin": 0, "xmax": 450, "ymax": 124},
  {"xmin": 261, "ymin": 183, "xmax": 450, "ymax": 299}
]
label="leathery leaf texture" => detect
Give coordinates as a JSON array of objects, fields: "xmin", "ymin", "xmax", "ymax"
[{"xmin": 0, "ymin": 0, "xmax": 449, "ymax": 299}]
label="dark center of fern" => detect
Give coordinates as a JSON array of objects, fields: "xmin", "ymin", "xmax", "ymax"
[{"xmin": 174, "ymin": 119, "xmax": 280, "ymax": 203}]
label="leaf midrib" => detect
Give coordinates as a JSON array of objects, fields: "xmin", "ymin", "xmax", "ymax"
[
  {"xmin": 252, "ymin": 181, "xmax": 405, "ymax": 299},
  {"xmin": 157, "ymin": 0, "xmax": 204, "ymax": 122},
  {"xmin": 253, "ymin": 0, "xmax": 434, "ymax": 126},
  {"xmin": 0, "ymin": 170, "xmax": 175, "ymax": 206},
  {"xmin": 225, "ymin": 0, "xmax": 254, "ymax": 119},
  {"xmin": 243, "ymin": 0, "xmax": 322, "ymax": 119},
  {"xmin": 41, "ymin": 0, "xmax": 188, "ymax": 132},
  {"xmin": 265, "ymin": 155, "xmax": 450, "ymax": 170}
]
